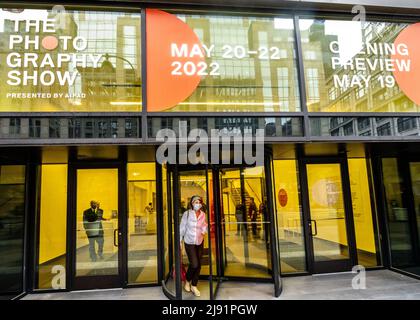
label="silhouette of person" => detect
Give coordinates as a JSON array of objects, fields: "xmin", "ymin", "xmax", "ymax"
[{"xmin": 248, "ymin": 197, "xmax": 258, "ymax": 238}]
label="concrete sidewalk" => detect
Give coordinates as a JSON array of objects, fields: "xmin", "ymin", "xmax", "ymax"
[{"xmin": 23, "ymin": 270, "xmax": 420, "ymax": 300}]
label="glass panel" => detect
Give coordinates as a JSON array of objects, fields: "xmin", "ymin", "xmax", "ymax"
[
  {"xmin": 273, "ymin": 160, "xmax": 306, "ymax": 273},
  {"xmin": 409, "ymin": 162, "xmax": 420, "ymax": 254},
  {"xmin": 147, "ymin": 117, "xmax": 303, "ymax": 138},
  {"xmin": 163, "ymin": 168, "xmax": 176, "ymax": 296},
  {"xmin": 147, "ymin": 10, "xmax": 300, "ymax": 112},
  {"xmin": 348, "ymin": 158, "xmax": 379, "ymax": 267},
  {"xmin": 0, "ymin": 118, "xmax": 140, "ymax": 139},
  {"xmin": 306, "ymin": 164, "xmax": 349, "ymax": 261},
  {"xmin": 242, "ymin": 167, "xmax": 271, "ymax": 277},
  {"xmin": 178, "ymin": 170, "xmax": 210, "ymax": 299},
  {"xmin": 127, "ymin": 163, "xmax": 158, "ymax": 284},
  {"xmin": 310, "ymin": 117, "xmax": 419, "ymax": 137},
  {"xmin": 300, "ymin": 19, "xmax": 418, "ymax": 113},
  {"xmin": 162, "ymin": 165, "xmax": 170, "ymax": 282},
  {"xmin": 219, "ymin": 168, "xmax": 241, "ymax": 276},
  {"xmin": 207, "ymin": 170, "xmax": 218, "ymax": 297},
  {"xmin": 0, "ymin": 9, "xmax": 141, "ymax": 112},
  {"xmin": 382, "ymin": 158, "xmax": 415, "ymax": 268},
  {"xmin": 77, "ymin": 146, "xmax": 119, "ymax": 160},
  {"xmin": 36, "ymin": 164, "xmax": 67, "ymax": 290},
  {"xmin": 76, "ymin": 169, "xmax": 119, "ymax": 276},
  {"xmin": 0, "ymin": 165, "xmax": 25, "ymax": 295},
  {"xmin": 220, "ymin": 167, "xmax": 271, "ymax": 278}
]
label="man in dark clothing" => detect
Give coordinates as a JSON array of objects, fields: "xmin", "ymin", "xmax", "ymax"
[
  {"xmin": 248, "ymin": 197, "xmax": 258, "ymax": 238},
  {"xmin": 259, "ymin": 201, "xmax": 269, "ymax": 243},
  {"xmin": 83, "ymin": 200, "xmax": 107, "ymax": 262},
  {"xmin": 235, "ymin": 203, "xmax": 246, "ymax": 236}
]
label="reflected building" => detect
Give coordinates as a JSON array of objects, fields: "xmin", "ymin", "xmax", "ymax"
[
  {"xmin": 169, "ymin": 15, "xmax": 301, "ymax": 112},
  {"xmin": 75, "ymin": 12, "xmax": 141, "ymax": 111}
]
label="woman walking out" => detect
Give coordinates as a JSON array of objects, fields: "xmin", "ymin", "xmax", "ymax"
[{"xmin": 180, "ymin": 195, "xmax": 208, "ymax": 297}]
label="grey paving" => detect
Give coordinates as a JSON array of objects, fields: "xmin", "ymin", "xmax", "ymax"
[{"xmin": 22, "ymin": 270, "xmax": 420, "ymax": 300}]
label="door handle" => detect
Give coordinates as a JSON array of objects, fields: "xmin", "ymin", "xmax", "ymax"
[
  {"xmin": 114, "ymin": 228, "xmax": 120, "ymax": 247},
  {"xmin": 310, "ymin": 219, "xmax": 318, "ymax": 236}
]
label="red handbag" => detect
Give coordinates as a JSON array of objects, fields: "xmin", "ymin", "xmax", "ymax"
[
  {"xmin": 172, "ymin": 263, "xmax": 187, "ymax": 282},
  {"xmin": 172, "ymin": 247, "xmax": 187, "ymax": 281}
]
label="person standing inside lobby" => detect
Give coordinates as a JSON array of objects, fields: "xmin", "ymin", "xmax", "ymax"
[
  {"xmin": 248, "ymin": 197, "xmax": 259, "ymax": 239},
  {"xmin": 180, "ymin": 195, "xmax": 208, "ymax": 297},
  {"xmin": 83, "ymin": 200, "xmax": 107, "ymax": 262}
]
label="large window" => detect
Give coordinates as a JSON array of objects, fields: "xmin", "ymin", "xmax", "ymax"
[
  {"xmin": 147, "ymin": 116, "xmax": 303, "ymax": 138},
  {"xmin": 348, "ymin": 158, "xmax": 380, "ymax": 267},
  {"xmin": 310, "ymin": 117, "xmax": 420, "ymax": 137},
  {"xmin": 147, "ymin": 10, "xmax": 300, "ymax": 112},
  {"xmin": 0, "ymin": 117, "xmax": 140, "ymax": 139},
  {"xmin": 127, "ymin": 163, "xmax": 158, "ymax": 284},
  {"xmin": 35, "ymin": 164, "xmax": 68, "ymax": 290},
  {"xmin": 382, "ymin": 158, "xmax": 420, "ymax": 277},
  {"xmin": 0, "ymin": 8, "xmax": 141, "ymax": 112},
  {"xmin": 0, "ymin": 165, "xmax": 25, "ymax": 295},
  {"xmin": 273, "ymin": 159, "xmax": 306, "ymax": 273},
  {"xmin": 300, "ymin": 19, "xmax": 419, "ymax": 112}
]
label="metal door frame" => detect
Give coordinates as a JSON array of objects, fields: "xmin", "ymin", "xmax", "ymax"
[
  {"xmin": 162, "ymin": 157, "xmax": 282, "ymax": 298},
  {"xmin": 67, "ymin": 162, "xmax": 127, "ymax": 290},
  {"xmin": 299, "ymin": 156, "xmax": 358, "ymax": 274}
]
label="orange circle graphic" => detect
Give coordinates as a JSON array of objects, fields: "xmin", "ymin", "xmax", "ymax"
[
  {"xmin": 42, "ymin": 36, "xmax": 58, "ymax": 51},
  {"xmin": 146, "ymin": 9, "xmax": 204, "ymax": 112},
  {"xmin": 392, "ymin": 23, "xmax": 420, "ymax": 105},
  {"xmin": 278, "ymin": 189, "xmax": 288, "ymax": 207}
]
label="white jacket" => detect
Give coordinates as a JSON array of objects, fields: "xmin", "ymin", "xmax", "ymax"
[{"xmin": 180, "ymin": 209, "xmax": 208, "ymax": 245}]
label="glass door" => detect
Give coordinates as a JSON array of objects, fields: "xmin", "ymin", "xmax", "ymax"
[
  {"xmin": 381, "ymin": 158, "xmax": 420, "ymax": 276},
  {"xmin": 219, "ymin": 167, "xmax": 272, "ymax": 279},
  {"xmin": 72, "ymin": 167, "xmax": 122, "ymax": 289},
  {"xmin": 302, "ymin": 159, "xmax": 356, "ymax": 273},
  {"xmin": 0, "ymin": 165, "xmax": 26, "ymax": 298},
  {"xmin": 161, "ymin": 164, "xmax": 281, "ymax": 299},
  {"xmin": 162, "ymin": 166, "xmax": 220, "ymax": 300},
  {"xmin": 409, "ymin": 162, "xmax": 420, "ymax": 253},
  {"xmin": 161, "ymin": 165, "xmax": 179, "ymax": 299}
]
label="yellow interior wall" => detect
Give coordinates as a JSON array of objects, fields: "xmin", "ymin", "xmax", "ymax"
[
  {"xmin": 348, "ymin": 159, "xmax": 377, "ymax": 254},
  {"xmin": 39, "ymin": 165, "xmax": 68, "ymax": 264},
  {"xmin": 273, "ymin": 160, "xmax": 302, "ymax": 239},
  {"xmin": 221, "ymin": 170, "xmax": 240, "ymax": 216},
  {"xmin": 244, "ymin": 178, "xmax": 262, "ymax": 205},
  {"xmin": 128, "ymin": 163, "xmax": 156, "ymax": 181},
  {"xmin": 128, "ymin": 163, "xmax": 157, "ymax": 234}
]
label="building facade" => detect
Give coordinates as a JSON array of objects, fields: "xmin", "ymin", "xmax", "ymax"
[{"xmin": 0, "ymin": 0, "xmax": 420, "ymax": 300}]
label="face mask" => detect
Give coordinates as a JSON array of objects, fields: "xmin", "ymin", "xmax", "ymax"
[{"xmin": 193, "ymin": 203, "xmax": 202, "ymax": 211}]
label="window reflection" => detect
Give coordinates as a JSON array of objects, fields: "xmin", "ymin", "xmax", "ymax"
[
  {"xmin": 148, "ymin": 117, "xmax": 303, "ymax": 138},
  {"xmin": 0, "ymin": 117, "xmax": 139, "ymax": 139},
  {"xmin": 158, "ymin": 13, "xmax": 300, "ymax": 112},
  {"xmin": 0, "ymin": 9, "xmax": 141, "ymax": 112},
  {"xmin": 0, "ymin": 165, "xmax": 25, "ymax": 295},
  {"xmin": 300, "ymin": 19, "xmax": 418, "ymax": 112},
  {"xmin": 310, "ymin": 117, "xmax": 420, "ymax": 137}
]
